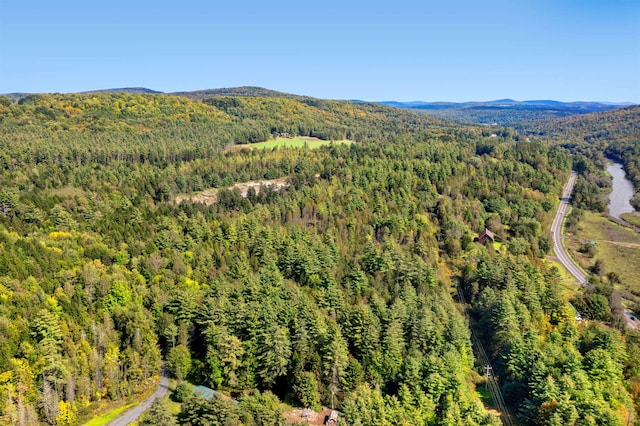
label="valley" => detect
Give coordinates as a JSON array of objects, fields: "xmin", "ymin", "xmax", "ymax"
[{"xmin": 0, "ymin": 90, "xmax": 638, "ymax": 426}]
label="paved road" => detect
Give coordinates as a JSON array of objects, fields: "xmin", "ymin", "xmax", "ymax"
[
  {"xmin": 551, "ymin": 171, "xmax": 638, "ymax": 330},
  {"xmin": 625, "ymin": 310, "xmax": 639, "ymax": 330},
  {"xmin": 108, "ymin": 367, "xmax": 170, "ymax": 426},
  {"xmin": 550, "ymin": 171, "xmax": 587, "ymax": 284}
]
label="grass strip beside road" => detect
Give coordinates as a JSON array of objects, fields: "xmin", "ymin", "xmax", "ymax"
[
  {"xmin": 82, "ymin": 402, "xmax": 137, "ymax": 426},
  {"xmin": 80, "ymin": 378, "xmax": 160, "ymax": 426}
]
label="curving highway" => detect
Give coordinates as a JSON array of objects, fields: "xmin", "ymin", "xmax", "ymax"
[
  {"xmin": 551, "ymin": 171, "xmax": 638, "ymax": 330},
  {"xmin": 550, "ymin": 171, "xmax": 587, "ymax": 285}
]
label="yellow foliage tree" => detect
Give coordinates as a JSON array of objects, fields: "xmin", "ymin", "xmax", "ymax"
[{"xmin": 56, "ymin": 400, "xmax": 77, "ymax": 426}]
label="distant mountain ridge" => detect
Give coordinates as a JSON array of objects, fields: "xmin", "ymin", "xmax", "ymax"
[
  {"xmin": 81, "ymin": 87, "xmax": 163, "ymax": 95},
  {"xmin": 1, "ymin": 86, "xmax": 635, "ymax": 125},
  {"xmin": 3, "ymin": 86, "xmax": 633, "ymax": 106},
  {"xmin": 378, "ymin": 99, "xmax": 633, "ymax": 110},
  {"xmin": 378, "ymin": 98, "xmax": 635, "ymax": 125},
  {"xmin": 1, "ymin": 87, "xmax": 163, "ymax": 102},
  {"xmin": 170, "ymin": 86, "xmax": 303, "ymax": 100},
  {"xmin": 1, "ymin": 86, "xmax": 304, "ymax": 102}
]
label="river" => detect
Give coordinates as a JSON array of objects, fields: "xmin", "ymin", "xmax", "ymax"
[{"xmin": 606, "ymin": 161, "xmax": 636, "ymax": 220}]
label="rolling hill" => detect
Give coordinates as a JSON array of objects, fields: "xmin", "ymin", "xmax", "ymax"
[
  {"xmin": 4, "ymin": 87, "xmax": 632, "ymax": 127},
  {"xmin": 378, "ymin": 98, "xmax": 632, "ymax": 125},
  {"xmin": 0, "ymin": 89, "xmax": 638, "ymax": 425}
]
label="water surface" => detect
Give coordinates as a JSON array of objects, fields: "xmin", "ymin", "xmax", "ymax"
[{"xmin": 607, "ymin": 162, "xmax": 636, "ymax": 219}]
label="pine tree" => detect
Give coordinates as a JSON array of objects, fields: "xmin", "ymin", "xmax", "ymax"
[{"xmin": 140, "ymin": 399, "xmax": 176, "ymax": 426}]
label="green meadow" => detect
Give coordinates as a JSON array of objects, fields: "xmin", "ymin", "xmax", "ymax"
[
  {"xmin": 565, "ymin": 210, "xmax": 640, "ymax": 304},
  {"xmin": 231, "ymin": 137, "xmax": 352, "ymax": 150}
]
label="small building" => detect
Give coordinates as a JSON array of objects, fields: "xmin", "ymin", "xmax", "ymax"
[
  {"xmin": 192, "ymin": 385, "xmax": 217, "ymax": 400},
  {"xmin": 478, "ymin": 228, "xmax": 495, "ymax": 245}
]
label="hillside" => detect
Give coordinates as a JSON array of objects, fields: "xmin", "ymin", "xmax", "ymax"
[
  {"xmin": 520, "ymin": 105, "xmax": 640, "ymax": 202},
  {"xmin": 519, "ymin": 105, "xmax": 640, "ymax": 321},
  {"xmin": 171, "ymin": 86, "xmax": 302, "ymax": 100},
  {"xmin": 0, "ymin": 92, "xmax": 638, "ymax": 425},
  {"xmin": 81, "ymin": 87, "xmax": 164, "ymax": 95},
  {"xmin": 3, "ymin": 88, "xmax": 630, "ymax": 126},
  {"xmin": 381, "ymin": 99, "xmax": 629, "ymax": 125},
  {"xmin": 0, "ymin": 92, "xmax": 232, "ymax": 131},
  {"xmin": 518, "ymin": 105, "xmax": 640, "ymax": 141}
]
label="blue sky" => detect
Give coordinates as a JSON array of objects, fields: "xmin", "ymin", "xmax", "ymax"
[{"xmin": 1, "ymin": 0, "xmax": 639, "ymax": 102}]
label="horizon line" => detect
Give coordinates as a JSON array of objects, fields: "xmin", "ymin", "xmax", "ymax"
[{"xmin": 1, "ymin": 86, "xmax": 638, "ymax": 105}]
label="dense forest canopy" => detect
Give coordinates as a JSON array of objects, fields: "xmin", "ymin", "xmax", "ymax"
[{"xmin": 0, "ymin": 92, "xmax": 638, "ymax": 425}]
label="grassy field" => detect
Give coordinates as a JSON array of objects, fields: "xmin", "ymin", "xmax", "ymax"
[
  {"xmin": 565, "ymin": 210, "xmax": 640, "ymax": 304},
  {"xmin": 621, "ymin": 212, "xmax": 640, "ymax": 228},
  {"xmin": 229, "ymin": 136, "xmax": 352, "ymax": 151}
]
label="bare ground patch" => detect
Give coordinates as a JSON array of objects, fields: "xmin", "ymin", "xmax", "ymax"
[
  {"xmin": 283, "ymin": 408, "xmax": 333, "ymax": 426},
  {"xmin": 175, "ymin": 177, "xmax": 289, "ymax": 206}
]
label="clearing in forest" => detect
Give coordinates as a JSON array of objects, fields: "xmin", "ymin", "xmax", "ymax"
[
  {"xmin": 174, "ymin": 177, "xmax": 289, "ymax": 206},
  {"xmin": 228, "ymin": 136, "xmax": 352, "ymax": 151}
]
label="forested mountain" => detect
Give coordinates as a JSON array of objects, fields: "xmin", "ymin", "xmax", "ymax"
[
  {"xmin": 171, "ymin": 86, "xmax": 302, "ymax": 101},
  {"xmin": 380, "ymin": 99, "xmax": 629, "ymax": 126},
  {"xmin": 0, "ymin": 92, "xmax": 638, "ymax": 425},
  {"xmin": 81, "ymin": 88, "xmax": 164, "ymax": 95},
  {"xmin": 0, "ymin": 93, "xmax": 34, "ymax": 103},
  {"xmin": 1, "ymin": 88, "xmax": 164, "ymax": 103}
]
